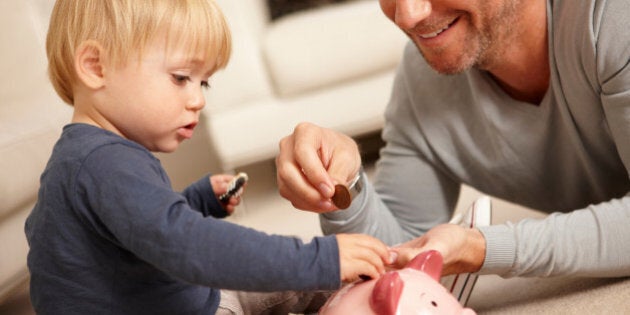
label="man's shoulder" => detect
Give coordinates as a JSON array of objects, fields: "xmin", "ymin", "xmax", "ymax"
[
  {"xmin": 552, "ymin": 0, "xmax": 629, "ymax": 33},
  {"xmin": 551, "ymin": 0, "xmax": 630, "ymax": 83}
]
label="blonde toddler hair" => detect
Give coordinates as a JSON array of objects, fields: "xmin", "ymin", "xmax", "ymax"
[{"xmin": 46, "ymin": 0, "xmax": 232, "ymax": 105}]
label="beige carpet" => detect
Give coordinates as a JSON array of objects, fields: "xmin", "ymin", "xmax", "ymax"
[{"xmin": 470, "ymin": 275, "xmax": 630, "ymax": 314}]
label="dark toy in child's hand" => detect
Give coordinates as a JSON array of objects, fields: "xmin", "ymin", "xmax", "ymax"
[{"xmin": 219, "ymin": 172, "xmax": 248, "ymax": 203}]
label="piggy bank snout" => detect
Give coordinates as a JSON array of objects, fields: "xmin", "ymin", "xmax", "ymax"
[{"xmin": 319, "ymin": 250, "xmax": 477, "ymax": 315}]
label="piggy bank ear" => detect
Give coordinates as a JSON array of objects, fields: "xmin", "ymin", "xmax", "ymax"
[
  {"xmin": 407, "ymin": 250, "xmax": 443, "ymax": 281},
  {"xmin": 369, "ymin": 272, "xmax": 404, "ymax": 315}
]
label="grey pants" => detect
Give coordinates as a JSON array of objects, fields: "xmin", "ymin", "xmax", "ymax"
[{"xmin": 216, "ymin": 290, "xmax": 332, "ymax": 315}]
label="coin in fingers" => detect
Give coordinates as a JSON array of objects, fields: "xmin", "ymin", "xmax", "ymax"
[{"xmin": 332, "ymin": 184, "xmax": 351, "ymax": 209}]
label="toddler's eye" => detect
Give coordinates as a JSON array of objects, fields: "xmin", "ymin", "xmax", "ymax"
[
  {"xmin": 201, "ymin": 81, "xmax": 211, "ymax": 90},
  {"xmin": 172, "ymin": 74, "xmax": 190, "ymax": 85}
]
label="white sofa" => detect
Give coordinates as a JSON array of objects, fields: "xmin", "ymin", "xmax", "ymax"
[
  {"xmin": 0, "ymin": 0, "xmax": 407, "ymax": 301},
  {"xmin": 206, "ymin": 0, "xmax": 408, "ymax": 171},
  {"xmin": 0, "ymin": 0, "xmax": 71, "ymax": 301}
]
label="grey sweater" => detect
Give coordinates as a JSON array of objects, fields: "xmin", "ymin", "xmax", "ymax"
[
  {"xmin": 322, "ymin": 0, "xmax": 630, "ymax": 278},
  {"xmin": 26, "ymin": 124, "xmax": 340, "ymax": 314}
]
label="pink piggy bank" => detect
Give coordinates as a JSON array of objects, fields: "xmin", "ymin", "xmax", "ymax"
[{"xmin": 319, "ymin": 250, "xmax": 476, "ymax": 315}]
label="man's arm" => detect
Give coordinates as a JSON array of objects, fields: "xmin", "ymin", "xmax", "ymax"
[{"xmin": 321, "ymin": 55, "xmax": 461, "ymax": 245}]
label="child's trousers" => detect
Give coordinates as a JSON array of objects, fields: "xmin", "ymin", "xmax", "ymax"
[{"xmin": 216, "ymin": 289, "xmax": 332, "ymax": 315}]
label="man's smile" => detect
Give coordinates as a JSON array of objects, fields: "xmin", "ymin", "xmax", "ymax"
[{"xmin": 415, "ymin": 17, "xmax": 460, "ymax": 40}]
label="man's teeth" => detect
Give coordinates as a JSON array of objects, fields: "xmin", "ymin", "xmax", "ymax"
[{"xmin": 420, "ymin": 25, "xmax": 449, "ymax": 39}]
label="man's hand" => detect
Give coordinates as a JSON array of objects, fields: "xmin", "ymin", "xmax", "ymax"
[
  {"xmin": 389, "ymin": 224, "xmax": 486, "ymax": 275},
  {"xmin": 276, "ymin": 122, "xmax": 362, "ymax": 213}
]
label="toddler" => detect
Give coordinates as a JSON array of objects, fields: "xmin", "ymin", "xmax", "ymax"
[{"xmin": 25, "ymin": 0, "xmax": 390, "ymax": 314}]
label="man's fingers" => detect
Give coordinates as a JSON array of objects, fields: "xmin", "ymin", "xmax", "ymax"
[
  {"xmin": 291, "ymin": 124, "xmax": 336, "ymax": 198},
  {"xmin": 276, "ymin": 133, "xmax": 328, "ymax": 209},
  {"xmin": 275, "ymin": 123, "xmax": 363, "ymax": 213},
  {"xmin": 325, "ymin": 142, "xmax": 361, "ymax": 186},
  {"xmin": 388, "ymin": 247, "xmax": 422, "ymax": 269},
  {"xmin": 276, "ymin": 153, "xmax": 336, "ymax": 212}
]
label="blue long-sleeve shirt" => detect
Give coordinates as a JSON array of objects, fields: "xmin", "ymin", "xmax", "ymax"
[{"xmin": 26, "ymin": 123, "xmax": 340, "ymax": 314}]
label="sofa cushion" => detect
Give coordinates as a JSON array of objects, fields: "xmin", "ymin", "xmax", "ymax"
[
  {"xmin": 206, "ymin": 0, "xmax": 276, "ymax": 114},
  {"xmin": 205, "ymin": 70, "xmax": 395, "ymax": 170},
  {"xmin": 0, "ymin": 208, "xmax": 32, "ymax": 298},
  {"xmin": 0, "ymin": 0, "xmax": 70, "ymax": 299},
  {"xmin": 0, "ymin": 1, "xmax": 70, "ymax": 220},
  {"xmin": 262, "ymin": 0, "xmax": 408, "ymax": 97}
]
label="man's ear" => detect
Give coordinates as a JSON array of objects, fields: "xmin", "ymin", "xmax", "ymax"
[{"xmin": 75, "ymin": 40, "xmax": 107, "ymax": 89}]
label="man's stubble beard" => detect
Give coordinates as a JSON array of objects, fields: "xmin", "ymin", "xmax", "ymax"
[{"xmin": 416, "ymin": 1, "xmax": 521, "ymax": 76}]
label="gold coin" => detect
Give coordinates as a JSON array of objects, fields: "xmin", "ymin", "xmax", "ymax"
[{"xmin": 332, "ymin": 184, "xmax": 351, "ymax": 209}]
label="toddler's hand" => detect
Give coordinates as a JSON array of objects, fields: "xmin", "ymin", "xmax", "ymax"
[
  {"xmin": 336, "ymin": 234, "xmax": 392, "ymax": 283},
  {"xmin": 210, "ymin": 174, "xmax": 246, "ymax": 215}
]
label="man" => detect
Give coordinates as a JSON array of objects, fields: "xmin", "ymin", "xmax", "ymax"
[{"xmin": 275, "ymin": 0, "xmax": 630, "ymax": 278}]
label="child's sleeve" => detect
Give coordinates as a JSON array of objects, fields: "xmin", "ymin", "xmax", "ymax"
[{"xmin": 79, "ymin": 144, "xmax": 341, "ymax": 291}]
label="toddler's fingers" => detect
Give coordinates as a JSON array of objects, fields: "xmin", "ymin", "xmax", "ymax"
[
  {"xmin": 357, "ymin": 263, "xmax": 380, "ymax": 282},
  {"xmin": 358, "ymin": 250, "xmax": 386, "ymax": 275},
  {"xmin": 229, "ymin": 195, "xmax": 241, "ymax": 206},
  {"xmin": 210, "ymin": 174, "xmax": 234, "ymax": 195},
  {"xmin": 343, "ymin": 262, "xmax": 380, "ymax": 283},
  {"xmin": 354, "ymin": 234, "xmax": 392, "ymax": 265}
]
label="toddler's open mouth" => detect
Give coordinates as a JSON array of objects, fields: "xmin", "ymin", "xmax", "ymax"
[{"xmin": 178, "ymin": 122, "xmax": 197, "ymax": 139}]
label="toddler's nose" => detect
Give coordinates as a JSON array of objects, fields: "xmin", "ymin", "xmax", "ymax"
[{"xmin": 188, "ymin": 88, "xmax": 206, "ymax": 111}]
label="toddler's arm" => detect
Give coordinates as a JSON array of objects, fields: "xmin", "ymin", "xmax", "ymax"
[{"xmin": 336, "ymin": 234, "xmax": 392, "ymax": 282}]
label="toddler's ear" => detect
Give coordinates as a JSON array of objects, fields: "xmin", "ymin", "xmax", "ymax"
[{"xmin": 75, "ymin": 40, "xmax": 106, "ymax": 89}]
